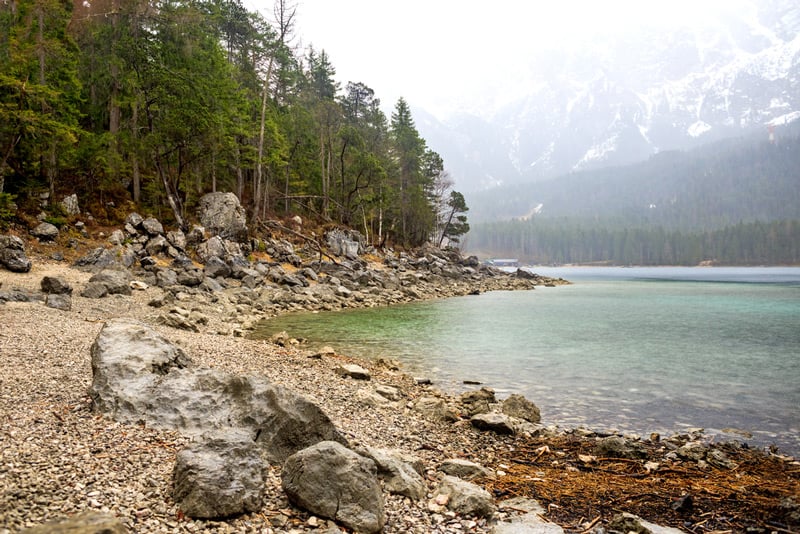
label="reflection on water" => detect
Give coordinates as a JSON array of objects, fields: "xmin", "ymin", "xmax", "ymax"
[{"xmin": 252, "ymin": 267, "xmax": 800, "ymax": 454}]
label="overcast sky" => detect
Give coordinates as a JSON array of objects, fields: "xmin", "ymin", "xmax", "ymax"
[{"xmin": 244, "ymin": 0, "xmax": 748, "ymax": 118}]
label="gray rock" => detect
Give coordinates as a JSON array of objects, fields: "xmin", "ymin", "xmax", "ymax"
[
  {"xmin": 88, "ymin": 269, "xmax": 132, "ymax": 295},
  {"xmin": 41, "ymin": 276, "xmax": 72, "ymax": 294},
  {"xmin": 375, "ymin": 384, "xmax": 401, "ymax": 401},
  {"xmin": 19, "ymin": 511, "xmax": 127, "ymax": 534},
  {"xmin": 196, "ymin": 236, "xmax": 228, "ymax": 263},
  {"xmin": 186, "ymin": 225, "xmax": 206, "ymax": 246},
  {"xmin": 156, "ymin": 268, "xmax": 178, "ymax": 288},
  {"xmin": 675, "ymin": 441, "xmax": 708, "ymax": 461},
  {"xmin": 0, "ymin": 235, "xmax": 32, "ymax": 273},
  {"xmin": 60, "ymin": 194, "xmax": 80, "ymax": 216},
  {"xmin": 282, "ymin": 441, "xmax": 385, "ymax": 534},
  {"xmin": 173, "ymin": 429, "xmax": 266, "ymax": 519},
  {"xmin": 144, "ymin": 235, "xmax": 168, "ymax": 257},
  {"xmin": 166, "ymin": 229, "xmax": 187, "ymax": 250},
  {"xmin": 460, "ymin": 387, "xmax": 496, "ymax": 416},
  {"xmin": 0, "ymin": 288, "xmax": 42, "ymax": 303},
  {"xmin": 80, "ymin": 282, "xmax": 108, "ymax": 299},
  {"xmin": 502, "ymin": 394, "xmax": 541, "ymax": 423},
  {"xmin": 335, "ymin": 363, "xmax": 371, "ymax": 380},
  {"xmin": 358, "ymin": 446, "xmax": 426, "ymax": 500},
  {"xmin": 141, "ymin": 217, "xmax": 164, "ymax": 236},
  {"xmin": 158, "ymin": 309, "xmax": 201, "ymax": 332},
  {"xmin": 413, "ymin": 396, "xmax": 459, "ymax": 422},
  {"xmin": 595, "ymin": 436, "xmax": 648, "ymax": 460},
  {"xmin": 108, "ymin": 229, "xmax": 126, "ymax": 246},
  {"xmin": 31, "ymin": 222, "xmax": 59, "ymax": 241},
  {"xmin": 435, "ymin": 475, "xmax": 496, "ymax": 518},
  {"xmin": 198, "ymin": 192, "xmax": 248, "ymax": 242},
  {"xmin": 470, "ymin": 412, "xmax": 517, "ymax": 435},
  {"xmin": 439, "ymin": 458, "xmax": 491, "ymax": 480},
  {"xmin": 126, "ymin": 212, "xmax": 144, "ymax": 228},
  {"xmin": 326, "ymin": 229, "xmax": 363, "ymax": 260},
  {"xmin": 45, "ymin": 293, "xmax": 72, "ymax": 311},
  {"xmin": 89, "ymin": 320, "xmax": 346, "ymax": 462},
  {"xmin": 177, "ymin": 268, "xmax": 204, "ymax": 287},
  {"xmin": 614, "ymin": 514, "xmax": 685, "ymax": 534},
  {"xmin": 73, "ymin": 247, "xmax": 120, "ymax": 272},
  {"xmin": 204, "ymin": 256, "xmax": 231, "ymax": 278}
]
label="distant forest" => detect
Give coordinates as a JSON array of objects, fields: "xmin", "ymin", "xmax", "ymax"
[
  {"xmin": 0, "ymin": 1, "xmax": 468, "ymax": 247},
  {"xmin": 468, "ymin": 133, "xmax": 800, "ymax": 265}
]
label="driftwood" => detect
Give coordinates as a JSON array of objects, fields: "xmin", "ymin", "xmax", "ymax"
[{"xmin": 258, "ymin": 220, "xmax": 354, "ymax": 271}]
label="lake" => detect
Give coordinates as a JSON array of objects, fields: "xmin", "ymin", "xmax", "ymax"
[{"xmin": 252, "ymin": 266, "xmax": 800, "ymax": 455}]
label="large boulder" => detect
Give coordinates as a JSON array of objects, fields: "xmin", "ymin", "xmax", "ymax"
[
  {"xmin": 42, "ymin": 276, "xmax": 73, "ymax": 296},
  {"xmin": 89, "ymin": 320, "xmax": 345, "ymax": 462},
  {"xmin": 282, "ymin": 441, "xmax": 386, "ymax": 534},
  {"xmin": 326, "ymin": 228, "xmax": 363, "ymax": 260},
  {"xmin": 0, "ymin": 235, "xmax": 32, "ymax": 273},
  {"xmin": 198, "ymin": 192, "xmax": 248, "ymax": 242},
  {"xmin": 173, "ymin": 429, "xmax": 266, "ymax": 519}
]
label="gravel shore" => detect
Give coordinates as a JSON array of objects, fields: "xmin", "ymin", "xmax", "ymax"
[{"xmin": 0, "ymin": 261, "xmax": 523, "ymax": 533}]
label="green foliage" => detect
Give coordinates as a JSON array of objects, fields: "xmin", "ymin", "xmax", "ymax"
[
  {"xmin": 0, "ymin": 192, "xmax": 17, "ymax": 229},
  {"xmin": 1, "ymin": 0, "xmax": 454, "ymax": 248}
]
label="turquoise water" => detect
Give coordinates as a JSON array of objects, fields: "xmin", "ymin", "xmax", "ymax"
[{"xmin": 253, "ymin": 267, "xmax": 800, "ymax": 454}]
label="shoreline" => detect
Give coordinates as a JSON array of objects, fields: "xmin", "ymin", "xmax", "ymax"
[{"xmin": 2, "ymin": 237, "xmax": 798, "ymax": 532}]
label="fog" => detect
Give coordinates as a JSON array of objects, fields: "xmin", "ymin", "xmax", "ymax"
[{"xmin": 245, "ymin": 0, "xmax": 750, "ymax": 118}]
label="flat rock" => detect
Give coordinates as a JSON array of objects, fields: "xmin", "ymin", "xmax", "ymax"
[
  {"xmin": 470, "ymin": 412, "xmax": 517, "ymax": 435},
  {"xmin": 335, "ymin": 363, "xmax": 371, "ymax": 380},
  {"xmin": 439, "ymin": 458, "xmax": 491, "ymax": 480}
]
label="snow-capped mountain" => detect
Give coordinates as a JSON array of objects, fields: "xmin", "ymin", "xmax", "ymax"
[{"xmin": 417, "ymin": 1, "xmax": 800, "ymax": 192}]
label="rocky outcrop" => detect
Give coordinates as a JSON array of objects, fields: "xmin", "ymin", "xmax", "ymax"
[
  {"xmin": 197, "ymin": 192, "xmax": 248, "ymax": 242},
  {"xmin": 0, "ymin": 235, "xmax": 32, "ymax": 273},
  {"xmin": 89, "ymin": 320, "xmax": 346, "ymax": 463},
  {"xmin": 173, "ymin": 430, "xmax": 266, "ymax": 519},
  {"xmin": 282, "ymin": 441, "xmax": 386, "ymax": 534}
]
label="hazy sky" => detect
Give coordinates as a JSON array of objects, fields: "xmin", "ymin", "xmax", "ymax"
[{"xmin": 245, "ymin": 0, "xmax": 747, "ymax": 117}]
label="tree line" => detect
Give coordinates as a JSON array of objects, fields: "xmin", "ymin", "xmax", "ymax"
[
  {"xmin": 469, "ymin": 218, "xmax": 800, "ymax": 266},
  {"xmin": 0, "ymin": 0, "xmax": 469, "ymax": 247}
]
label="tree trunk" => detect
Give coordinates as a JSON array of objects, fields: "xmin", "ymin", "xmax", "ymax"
[{"xmin": 131, "ymin": 101, "xmax": 140, "ymax": 202}]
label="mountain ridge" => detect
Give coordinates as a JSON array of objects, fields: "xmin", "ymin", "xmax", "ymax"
[{"xmin": 417, "ymin": 1, "xmax": 800, "ymax": 193}]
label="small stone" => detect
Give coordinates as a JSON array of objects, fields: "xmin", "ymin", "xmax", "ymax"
[{"xmin": 335, "ymin": 363, "xmax": 371, "ymax": 380}]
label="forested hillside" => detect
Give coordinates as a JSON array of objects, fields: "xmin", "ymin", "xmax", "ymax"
[
  {"xmin": 469, "ymin": 131, "xmax": 800, "ymax": 228},
  {"xmin": 467, "ymin": 132, "xmax": 800, "ymax": 265},
  {"xmin": 0, "ymin": 0, "xmax": 468, "ymax": 247}
]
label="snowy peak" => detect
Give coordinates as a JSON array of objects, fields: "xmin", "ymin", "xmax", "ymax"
[{"xmin": 417, "ymin": 2, "xmax": 800, "ymax": 192}]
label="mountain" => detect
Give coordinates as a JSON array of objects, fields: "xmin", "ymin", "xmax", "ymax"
[
  {"xmin": 417, "ymin": 1, "xmax": 800, "ymax": 193},
  {"xmin": 467, "ymin": 129, "xmax": 800, "ymax": 227}
]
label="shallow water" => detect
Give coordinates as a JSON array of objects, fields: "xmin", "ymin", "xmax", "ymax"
[{"xmin": 253, "ymin": 267, "xmax": 800, "ymax": 454}]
